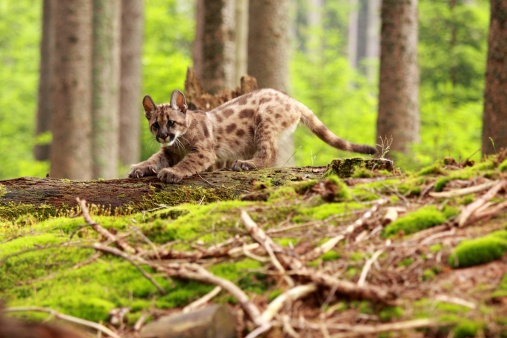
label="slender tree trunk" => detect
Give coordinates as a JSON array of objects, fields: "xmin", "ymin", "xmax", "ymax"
[
  {"xmin": 92, "ymin": 0, "xmax": 121, "ymax": 179},
  {"xmin": 235, "ymin": 0, "xmax": 249, "ymax": 85},
  {"xmin": 365, "ymin": 0, "xmax": 380, "ymax": 81},
  {"xmin": 50, "ymin": 1, "xmax": 93, "ymax": 179},
  {"xmin": 482, "ymin": 0, "xmax": 507, "ymax": 155},
  {"xmin": 193, "ymin": 0, "xmax": 204, "ymax": 81},
  {"xmin": 376, "ymin": 0, "xmax": 419, "ymax": 156},
  {"xmin": 248, "ymin": 0, "xmax": 293, "ymax": 166},
  {"xmin": 347, "ymin": 0, "xmax": 359, "ymax": 68},
  {"xmin": 119, "ymin": 0, "xmax": 144, "ymax": 168},
  {"xmin": 199, "ymin": 0, "xmax": 236, "ymax": 94},
  {"xmin": 34, "ymin": 0, "xmax": 54, "ymax": 161}
]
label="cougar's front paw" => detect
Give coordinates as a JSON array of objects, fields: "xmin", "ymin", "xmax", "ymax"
[
  {"xmin": 158, "ymin": 168, "xmax": 184, "ymax": 183},
  {"xmin": 128, "ymin": 163, "xmax": 157, "ymax": 178},
  {"xmin": 231, "ymin": 160, "xmax": 257, "ymax": 172}
]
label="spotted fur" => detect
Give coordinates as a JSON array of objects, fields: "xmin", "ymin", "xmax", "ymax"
[{"xmin": 129, "ymin": 89, "xmax": 377, "ymax": 183}]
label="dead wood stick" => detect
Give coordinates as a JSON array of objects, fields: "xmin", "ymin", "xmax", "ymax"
[
  {"xmin": 2, "ymin": 306, "xmax": 122, "ymax": 338},
  {"xmin": 183, "ymin": 286, "xmax": 222, "ymax": 313},
  {"xmin": 160, "ymin": 262, "xmax": 263, "ymax": 325},
  {"xmin": 429, "ymin": 180, "xmax": 497, "ymax": 198},
  {"xmin": 357, "ymin": 250, "xmax": 384, "ymax": 287},
  {"xmin": 305, "ymin": 199, "xmax": 388, "ymax": 261},
  {"xmin": 93, "ymin": 243, "xmax": 167, "ymax": 295},
  {"xmin": 328, "ymin": 318, "xmax": 441, "ymax": 337},
  {"xmin": 455, "ymin": 180, "xmax": 506, "ymax": 227},
  {"xmin": 259, "ymin": 283, "xmax": 317, "ymax": 324},
  {"xmin": 241, "ymin": 210, "xmax": 296, "ymax": 286},
  {"xmin": 242, "ymin": 211, "xmax": 396, "ymax": 304},
  {"xmin": 77, "ymin": 198, "xmax": 136, "ymax": 254}
]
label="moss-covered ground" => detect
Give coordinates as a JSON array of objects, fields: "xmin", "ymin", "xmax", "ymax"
[{"xmin": 1, "ymin": 155, "xmax": 507, "ymax": 337}]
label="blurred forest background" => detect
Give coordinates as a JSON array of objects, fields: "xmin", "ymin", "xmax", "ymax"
[{"xmin": 0, "ymin": 0, "xmax": 497, "ymax": 180}]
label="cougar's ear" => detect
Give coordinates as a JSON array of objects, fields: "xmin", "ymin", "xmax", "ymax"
[
  {"xmin": 142, "ymin": 95, "xmax": 156, "ymax": 119},
  {"xmin": 170, "ymin": 90, "xmax": 188, "ymax": 114}
]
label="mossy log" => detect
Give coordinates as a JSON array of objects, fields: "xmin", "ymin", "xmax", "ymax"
[{"xmin": 0, "ymin": 166, "xmax": 328, "ymax": 220}]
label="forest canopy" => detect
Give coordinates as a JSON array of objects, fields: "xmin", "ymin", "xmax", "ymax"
[{"xmin": 0, "ymin": 0, "xmax": 491, "ymax": 180}]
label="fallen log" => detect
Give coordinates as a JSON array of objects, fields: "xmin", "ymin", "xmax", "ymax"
[{"xmin": 0, "ymin": 166, "xmax": 327, "ymax": 221}]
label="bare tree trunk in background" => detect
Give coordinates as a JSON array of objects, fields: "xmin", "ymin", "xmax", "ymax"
[
  {"xmin": 193, "ymin": 0, "xmax": 204, "ymax": 80},
  {"xmin": 50, "ymin": 1, "xmax": 93, "ymax": 179},
  {"xmin": 119, "ymin": 0, "xmax": 144, "ymax": 169},
  {"xmin": 482, "ymin": 0, "xmax": 507, "ymax": 155},
  {"xmin": 248, "ymin": 0, "xmax": 293, "ymax": 166},
  {"xmin": 348, "ymin": 0, "xmax": 380, "ymax": 81},
  {"xmin": 34, "ymin": 0, "xmax": 54, "ymax": 161},
  {"xmin": 235, "ymin": 0, "xmax": 249, "ymax": 86},
  {"xmin": 348, "ymin": 0, "xmax": 359, "ymax": 68},
  {"xmin": 92, "ymin": 0, "xmax": 121, "ymax": 179},
  {"xmin": 376, "ymin": 0, "xmax": 419, "ymax": 156},
  {"xmin": 197, "ymin": 0, "xmax": 236, "ymax": 94}
]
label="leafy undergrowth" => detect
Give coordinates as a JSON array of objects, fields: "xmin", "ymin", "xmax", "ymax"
[{"xmin": 1, "ymin": 154, "xmax": 507, "ymax": 337}]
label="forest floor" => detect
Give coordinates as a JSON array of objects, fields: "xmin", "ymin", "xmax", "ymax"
[{"xmin": 1, "ymin": 153, "xmax": 507, "ymax": 338}]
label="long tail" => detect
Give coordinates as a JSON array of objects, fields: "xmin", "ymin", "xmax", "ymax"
[{"xmin": 297, "ymin": 101, "xmax": 377, "ymax": 155}]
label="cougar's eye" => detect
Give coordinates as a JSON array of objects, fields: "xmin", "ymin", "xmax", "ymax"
[
  {"xmin": 167, "ymin": 120, "xmax": 175, "ymax": 127},
  {"xmin": 152, "ymin": 122, "xmax": 159, "ymax": 130}
]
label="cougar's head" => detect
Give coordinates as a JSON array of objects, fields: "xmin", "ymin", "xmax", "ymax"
[{"xmin": 142, "ymin": 90, "xmax": 189, "ymax": 147}]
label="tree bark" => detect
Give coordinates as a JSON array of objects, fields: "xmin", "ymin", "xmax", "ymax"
[
  {"xmin": 376, "ymin": 0, "xmax": 419, "ymax": 156},
  {"xmin": 50, "ymin": 1, "xmax": 93, "ymax": 180},
  {"xmin": 92, "ymin": 0, "xmax": 121, "ymax": 179},
  {"xmin": 235, "ymin": 0, "xmax": 249, "ymax": 86},
  {"xmin": 198, "ymin": 0, "xmax": 236, "ymax": 94},
  {"xmin": 248, "ymin": 0, "xmax": 293, "ymax": 166},
  {"xmin": 119, "ymin": 0, "xmax": 144, "ymax": 168},
  {"xmin": 482, "ymin": 0, "xmax": 507, "ymax": 155},
  {"xmin": 34, "ymin": 0, "xmax": 54, "ymax": 161}
]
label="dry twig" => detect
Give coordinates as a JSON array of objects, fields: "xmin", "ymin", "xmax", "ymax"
[{"xmin": 455, "ymin": 180, "xmax": 506, "ymax": 226}]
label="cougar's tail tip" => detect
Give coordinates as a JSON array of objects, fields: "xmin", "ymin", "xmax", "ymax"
[{"xmin": 353, "ymin": 144, "xmax": 378, "ymax": 155}]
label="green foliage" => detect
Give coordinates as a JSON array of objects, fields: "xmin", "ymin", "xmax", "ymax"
[
  {"xmin": 452, "ymin": 321, "xmax": 482, "ymax": 338},
  {"xmin": 383, "ymin": 206, "xmax": 457, "ymax": 237},
  {"xmin": 449, "ymin": 231, "xmax": 507, "ymax": 268},
  {"xmin": 408, "ymin": 0, "xmax": 489, "ymax": 169}
]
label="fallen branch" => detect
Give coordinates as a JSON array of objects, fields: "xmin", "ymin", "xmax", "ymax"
[
  {"xmin": 2, "ymin": 306, "xmax": 122, "ymax": 338},
  {"xmin": 429, "ymin": 180, "xmax": 497, "ymax": 198},
  {"xmin": 455, "ymin": 180, "xmax": 506, "ymax": 227},
  {"xmin": 357, "ymin": 250, "xmax": 384, "ymax": 287},
  {"xmin": 77, "ymin": 198, "xmax": 137, "ymax": 254},
  {"xmin": 259, "ymin": 283, "xmax": 317, "ymax": 323}
]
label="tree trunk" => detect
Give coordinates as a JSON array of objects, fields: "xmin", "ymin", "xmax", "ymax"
[
  {"xmin": 248, "ymin": 0, "xmax": 293, "ymax": 166},
  {"xmin": 92, "ymin": 0, "xmax": 121, "ymax": 179},
  {"xmin": 376, "ymin": 0, "xmax": 419, "ymax": 156},
  {"xmin": 235, "ymin": 0, "xmax": 249, "ymax": 86},
  {"xmin": 34, "ymin": 0, "xmax": 54, "ymax": 162},
  {"xmin": 198, "ymin": 0, "xmax": 236, "ymax": 94},
  {"xmin": 193, "ymin": 0, "xmax": 204, "ymax": 81},
  {"xmin": 50, "ymin": 1, "xmax": 93, "ymax": 180},
  {"xmin": 482, "ymin": 0, "xmax": 507, "ymax": 155},
  {"xmin": 119, "ymin": 0, "xmax": 144, "ymax": 168}
]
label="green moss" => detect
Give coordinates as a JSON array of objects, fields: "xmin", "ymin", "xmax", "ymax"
[
  {"xmin": 499, "ymin": 159, "xmax": 507, "ymax": 172},
  {"xmin": 379, "ymin": 306, "xmax": 403, "ymax": 321},
  {"xmin": 296, "ymin": 202, "xmax": 364, "ymax": 221},
  {"xmin": 397, "ymin": 258, "xmax": 414, "ymax": 268},
  {"xmin": 321, "ymin": 250, "xmax": 340, "ymax": 261},
  {"xmin": 383, "ymin": 206, "xmax": 450, "ymax": 237},
  {"xmin": 291, "ymin": 180, "xmax": 318, "ymax": 194},
  {"xmin": 422, "ymin": 269, "xmax": 436, "ymax": 281},
  {"xmin": 449, "ymin": 231, "xmax": 507, "ymax": 268},
  {"xmin": 351, "ymin": 167, "xmax": 375, "ymax": 178},
  {"xmin": 452, "ymin": 321, "xmax": 482, "ymax": 338},
  {"xmin": 0, "ymin": 184, "xmax": 6, "ymax": 198},
  {"xmin": 268, "ymin": 186, "xmax": 298, "ymax": 201},
  {"xmin": 430, "ymin": 244, "xmax": 443, "ymax": 253},
  {"xmin": 325, "ymin": 176, "xmax": 352, "ymax": 200},
  {"xmin": 416, "ymin": 164, "xmax": 446, "ymax": 176}
]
